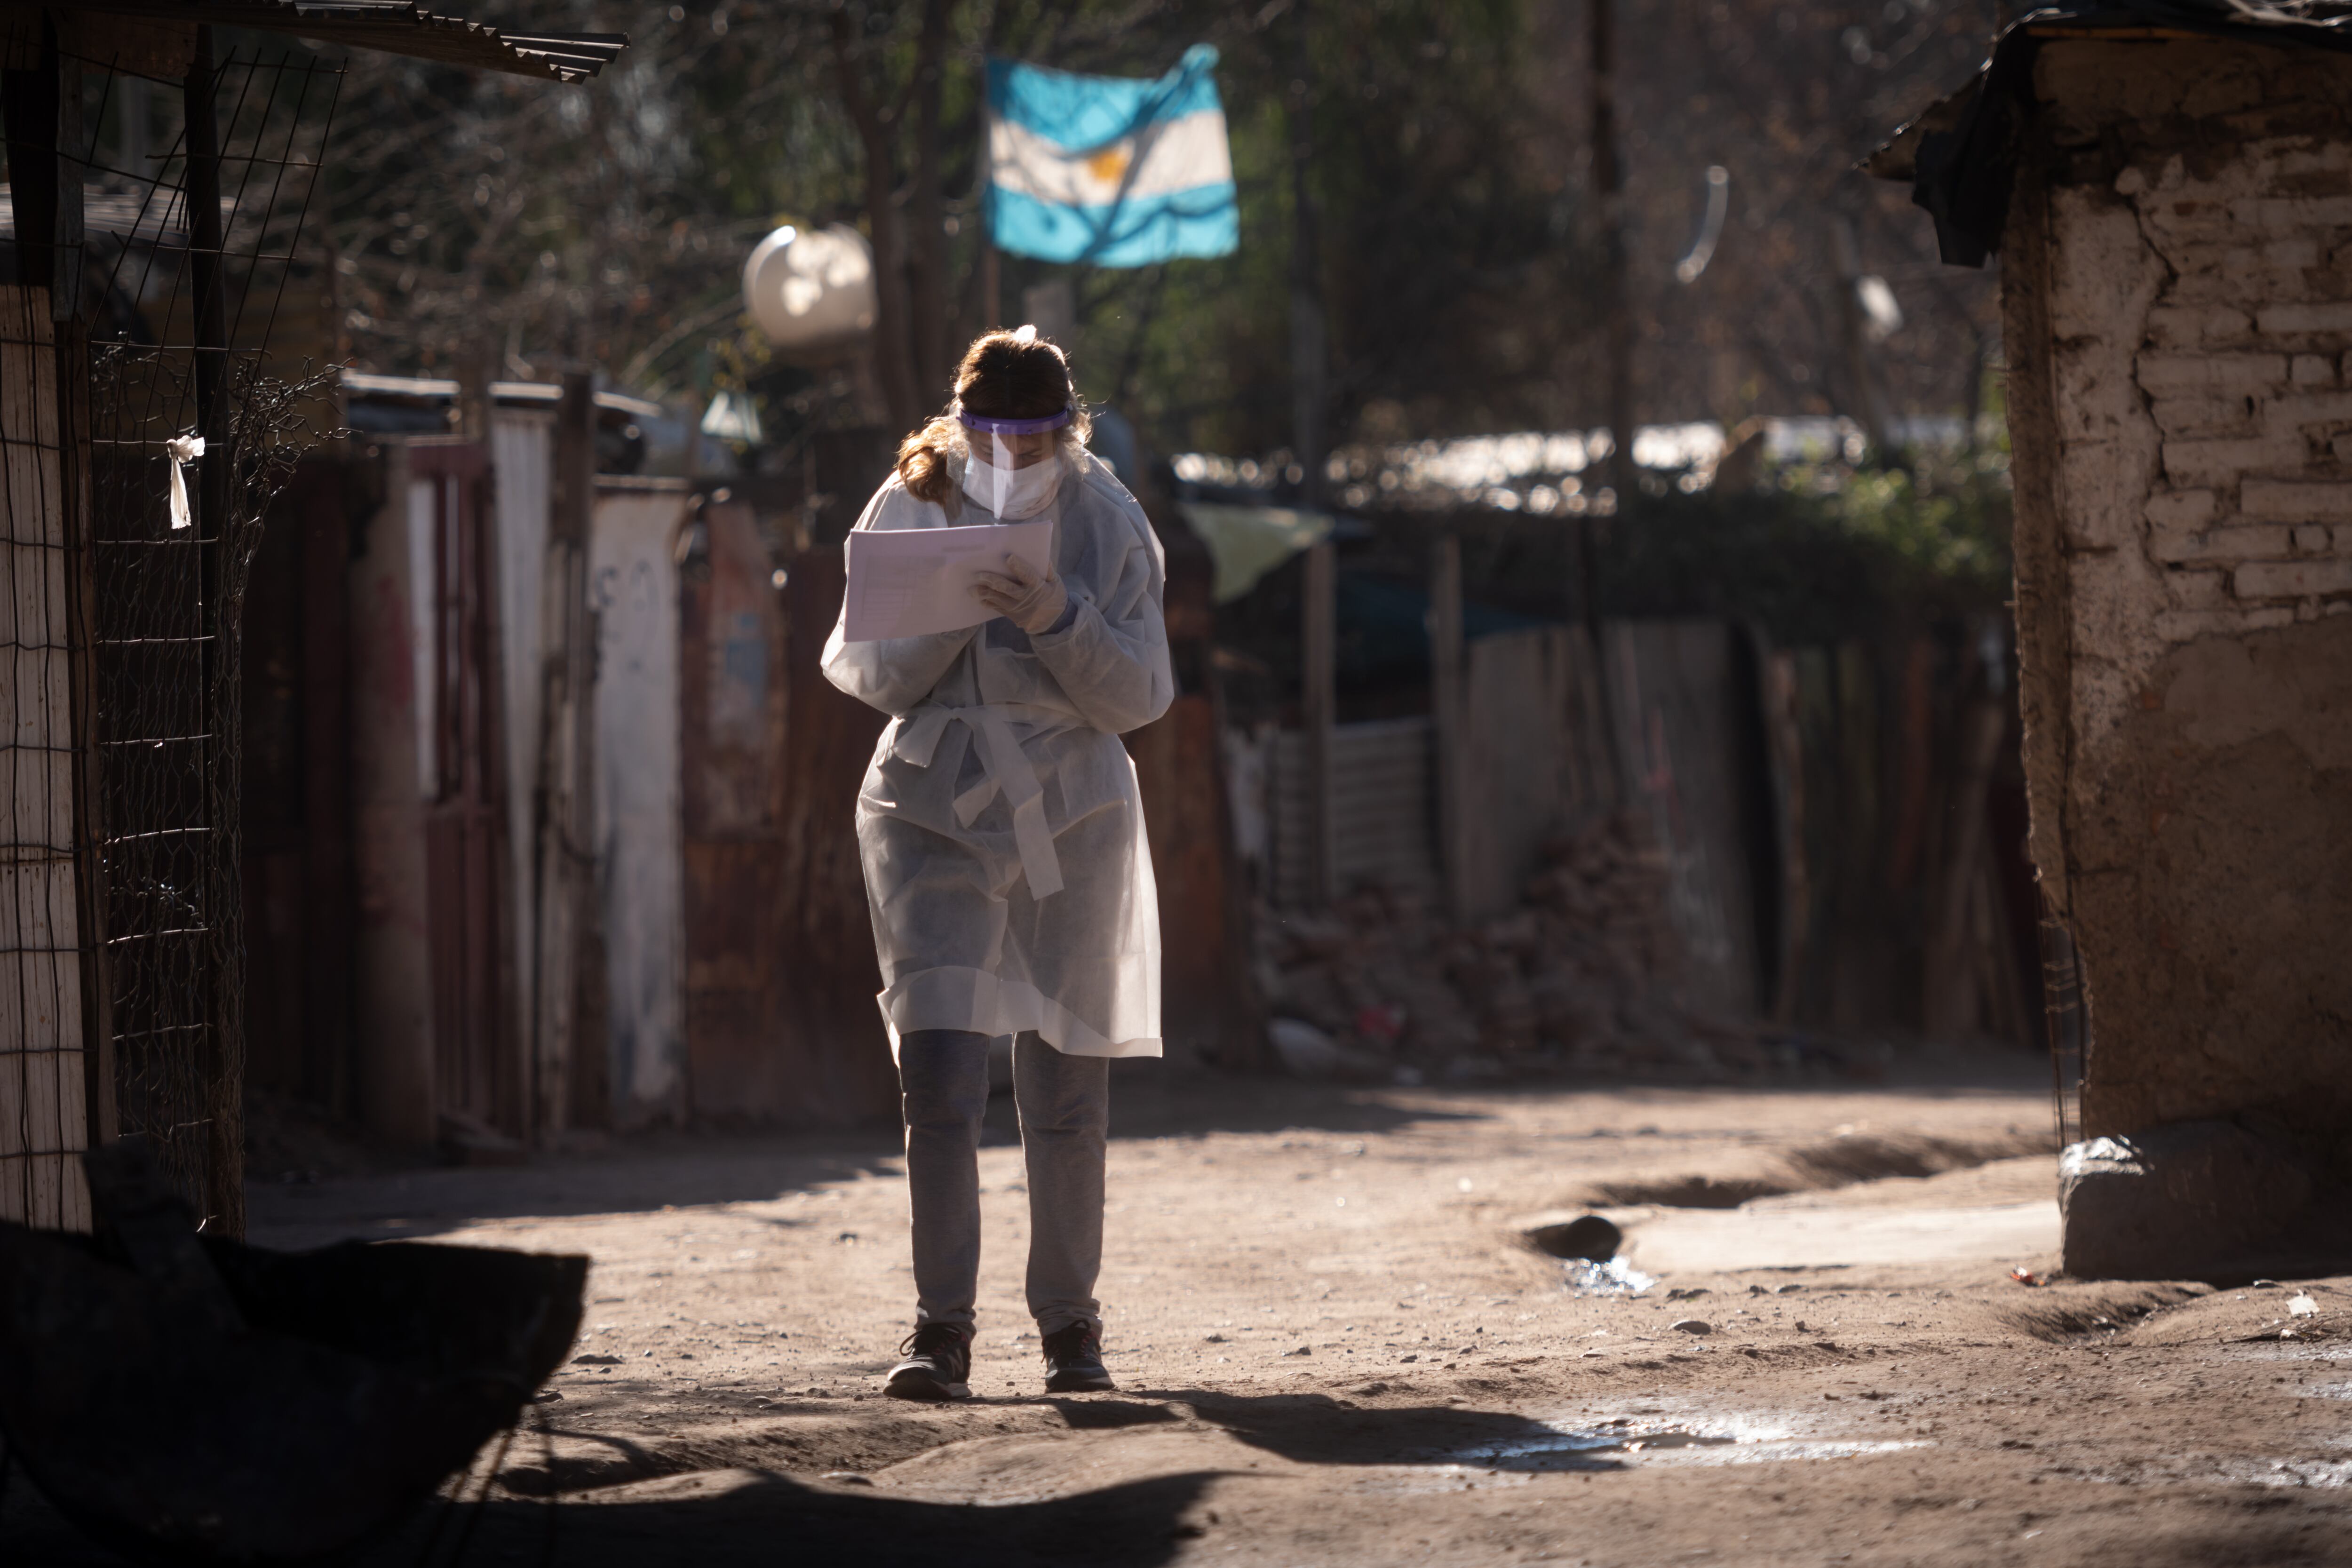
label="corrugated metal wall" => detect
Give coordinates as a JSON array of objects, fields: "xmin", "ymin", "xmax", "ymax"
[{"xmin": 1270, "ymin": 717, "xmax": 1438, "ymax": 908}]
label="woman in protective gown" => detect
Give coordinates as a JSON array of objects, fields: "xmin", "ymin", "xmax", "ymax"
[{"xmin": 821, "ymin": 327, "xmax": 1170, "ymax": 1400}]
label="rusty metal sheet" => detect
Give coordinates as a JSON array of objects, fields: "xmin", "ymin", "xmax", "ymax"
[
  {"xmin": 683, "ymin": 500, "xmax": 782, "ymax": 838},
  {"xmin": 680, "ymin": 493, "xmax": 895, "ymax": 1128}
]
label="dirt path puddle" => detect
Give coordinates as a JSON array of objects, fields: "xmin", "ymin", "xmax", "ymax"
[{"xmin": 1370, "ymin": 1401, "xmax": 1929, "ymax": 1491}]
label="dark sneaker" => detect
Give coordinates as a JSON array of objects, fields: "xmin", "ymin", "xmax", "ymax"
[
  {"xmin": 1041, "ymin": 1321, "xmax": 1115, "ymax": 1393},
  {"xmin": 884, "ymin": 1323, "xmax": 972, "ymax": 1401}
]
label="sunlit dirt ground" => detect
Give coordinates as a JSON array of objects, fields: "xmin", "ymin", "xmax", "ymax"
[{"xmin": 12, "ymin": 1045, "xmax": 2351, "ymax": 1566}]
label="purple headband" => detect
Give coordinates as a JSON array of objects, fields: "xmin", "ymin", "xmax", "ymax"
[{"xmin": 957, "ymin": 406, "xmax": 1072, "ymax": 436}]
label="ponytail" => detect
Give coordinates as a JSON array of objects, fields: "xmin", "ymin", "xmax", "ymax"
[{"xmin": 896, "ymin": 414, "xmax": 965, "ymax": 516}]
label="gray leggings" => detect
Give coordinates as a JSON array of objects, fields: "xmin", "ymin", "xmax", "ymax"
[{"xmin": 898, "ymin": 1029, "xmax": 1108, "ymax": 1336}]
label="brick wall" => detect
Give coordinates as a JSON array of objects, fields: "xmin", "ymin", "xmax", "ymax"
[{"xmin": 2006, "ymin": 39, "xmax": 2352, "ymax": 1150}]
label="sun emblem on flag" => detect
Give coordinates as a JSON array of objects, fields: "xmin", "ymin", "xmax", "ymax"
[{"xmin": 1085, "ymin": 144, "xmax": 1131, "ymax": 184}]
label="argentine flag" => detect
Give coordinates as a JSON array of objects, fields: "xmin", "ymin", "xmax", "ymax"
[{"xmin": 985, "ymin": 44, "xmax": 1239, "ymax": 267}]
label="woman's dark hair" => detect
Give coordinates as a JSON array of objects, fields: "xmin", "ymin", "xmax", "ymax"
[{"xmin": 898, "ymin": 328, "xmax": 1091, "ymax": 509}]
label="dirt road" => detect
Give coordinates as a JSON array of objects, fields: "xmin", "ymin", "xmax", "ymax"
[{"xmin": 12, "ymin": 1049, "xmax": 2350, "ymax": 1565}]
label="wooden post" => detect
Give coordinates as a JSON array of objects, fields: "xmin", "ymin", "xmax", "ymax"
[
  {"xmin": 1572, "ymin": 524, "xmax": 1624, "ymax": 809},
  {"xmin": 1760, "ymin": 649, "xmax": 1807, "ymax": 1027},
  {"xmin": 183, "ymin": 25, "xmax": 249, "ymax": 1237},
  {"xmin": 1429, "ymin": 533, "xmax": 1469, "ymax": 921},
  {"xmin": 532, "ymin": 372, "xmax": 602, "ymax": 1137},
  {"xmin": 184, "ymin": 29, "xmax": 227, "ymax": 481},
  {"xmin": 457, "ymin": 346, "xmax": 495, "ymax": 442},
  {"xmin": 1302, "ymin": 539, "xmax": 1337, "ymax": 905}
]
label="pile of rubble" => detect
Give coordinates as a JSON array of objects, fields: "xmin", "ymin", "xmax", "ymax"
[{"xmin": 1256, "ymin": 811, "xmax": 1770, "ymax": 1083}]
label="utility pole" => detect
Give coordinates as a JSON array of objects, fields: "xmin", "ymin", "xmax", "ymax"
[
  {"xmin": 1584, "ymin": 0, "xmax": 1630, "ymax": 805},
  {"xmin": 1592, "ymin": 0, "xmax": 1632, "ymax": 501},
  {"xmin": 1288, "ymin": 0, "xmax": 1328, "ymax": 509}
]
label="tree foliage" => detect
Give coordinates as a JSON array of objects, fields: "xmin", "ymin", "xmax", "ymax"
[
  {"xmin": 1544, "ymin": 0, "xmax": 2005, "ymax": 430},
  {"xmin": 297, "ymin": 0, "xmax": 1999, "ymax": 465}
]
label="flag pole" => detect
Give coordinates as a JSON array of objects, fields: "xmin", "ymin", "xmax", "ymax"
[{"xmin": 982, "ymin": 238, "xmax": 1001, "ymax": 331}]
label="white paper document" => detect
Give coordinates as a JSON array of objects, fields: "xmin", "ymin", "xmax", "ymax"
[{"xmin": 842, "ymin": 519, "xmax": 1055, "ymax": 642}]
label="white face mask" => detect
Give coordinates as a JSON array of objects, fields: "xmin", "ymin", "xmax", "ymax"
[{"xmin": 962, "ymin": 443, "xmax": 1063, "ymax": 520}]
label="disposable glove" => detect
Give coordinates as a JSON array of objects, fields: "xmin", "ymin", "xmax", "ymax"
[{"xmin": 972, "ymin": 551, "xmax": 1069, "ymax": 635}]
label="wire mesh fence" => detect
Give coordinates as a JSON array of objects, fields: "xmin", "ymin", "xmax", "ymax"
[
  {"xmin": 0, "ymin": 282, "xmax": 90, "ymax": 1231},
  {"xmin": 0, "ymin": 39, "xmax": 342, "ymax": 1233}
]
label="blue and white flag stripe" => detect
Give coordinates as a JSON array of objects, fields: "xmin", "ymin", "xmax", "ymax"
[{"xmin": 985, "ymin": 44, "xmax": 1239, "ymax": 267}]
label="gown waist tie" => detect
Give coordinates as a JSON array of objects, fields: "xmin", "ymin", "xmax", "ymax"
[{"xmin": 891, "ymin": 701, "xmax": 1080, "ymax": 899}]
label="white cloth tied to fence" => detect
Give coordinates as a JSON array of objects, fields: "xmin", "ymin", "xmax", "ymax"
[{"xmin": 165, "ymin": 434, "xmax": 205, "ymax": 530}]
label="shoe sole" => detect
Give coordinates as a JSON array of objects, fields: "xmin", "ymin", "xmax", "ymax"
[
  {"xmin": 1043, "ymin": 1369, "xmax": 1116, "ymax": 1393},
  {"xmin": 884, "ymin": 1369, "xmax": 970, "ymax": 1401}
]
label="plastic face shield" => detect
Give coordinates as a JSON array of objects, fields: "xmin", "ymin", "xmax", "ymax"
[{"xmin": 958, "ymin": 406, "xmax": 1070, "ymax": 517}]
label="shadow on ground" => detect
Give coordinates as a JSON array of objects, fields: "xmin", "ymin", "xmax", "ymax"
[
  {"xmin": 243, "ymin": 1143, "xmax": 914, "ymax": 1247},
  {"xmin": 1158, "ymin": 1389, "xmax": 1631, "ymax": 1472},
  {"xmin": 1, "ymin": 1464, "xmax": 1217, "ymax": 1568},
  {"xmin": 246, "ymin": 1050, "xmax": 2048, "ymax": 1249},
  {"xmin": 246, "ymin": 1074, "xmax": 1494, "ymax": 1246},
  {"xmin": 370, "ymin": 1468, "xmax": 1215, "ymax": 1568}
]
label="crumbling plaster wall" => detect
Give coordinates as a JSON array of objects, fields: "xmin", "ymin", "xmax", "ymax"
[{"xmin": 2005, "ymin": 39, "xmax": 2352, "ymax": 1149}]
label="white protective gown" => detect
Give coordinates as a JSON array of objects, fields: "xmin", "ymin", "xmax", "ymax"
[{"xmin": 821, "ymin": 450, "xmax": 1173, "ymax": 1060}]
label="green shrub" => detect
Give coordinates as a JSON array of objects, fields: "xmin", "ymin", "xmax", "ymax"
[{"xmin": 1597, "ymin": 448, "xmax": 2012, "ymax": 646}]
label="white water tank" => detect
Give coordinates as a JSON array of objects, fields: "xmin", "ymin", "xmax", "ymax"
[{"xmin": 741, "ymin": 224, "xmax": 877, "ymax": 361}]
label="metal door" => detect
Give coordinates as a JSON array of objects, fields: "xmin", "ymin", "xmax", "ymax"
[{"xmin": 407, "ymin": 442, "xmax": 515, "ymax": 1137}]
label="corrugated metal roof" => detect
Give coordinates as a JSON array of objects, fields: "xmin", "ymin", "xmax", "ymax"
[{"xmin": 83, "ymin": 2, "xmax": 626, "ymax": 82}]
